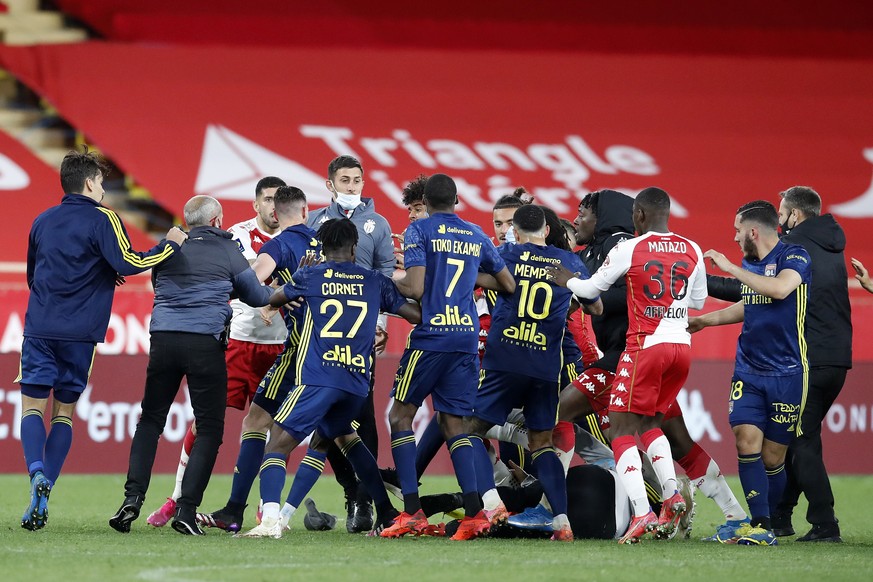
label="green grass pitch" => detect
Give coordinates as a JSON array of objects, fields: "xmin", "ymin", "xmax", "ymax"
[{"xmin": 1, "ymin": 473, "xmax": 873, "ymax": 581}]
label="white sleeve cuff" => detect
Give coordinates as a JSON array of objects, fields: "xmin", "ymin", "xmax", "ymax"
[{"xmin": 567, "ymin": 277, "xmax": 599, "ymax": 300}]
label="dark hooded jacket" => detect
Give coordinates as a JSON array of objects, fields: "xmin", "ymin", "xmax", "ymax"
[
  {"xmin": 579, "ymin": 190, "xmax": 635, "ymax": 372},
  {"xmin": 706, "ymin": 214, "xmax": 852, "ymax": 369}
]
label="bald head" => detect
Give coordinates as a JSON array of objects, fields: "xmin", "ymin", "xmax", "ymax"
[{"xmin": 184, "ymin": 195, "xmax": 223, "ymax": 228}]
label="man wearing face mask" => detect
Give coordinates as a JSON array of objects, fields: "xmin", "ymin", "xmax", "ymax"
[
  {"xmin": 307, "ymin": 155, "xmax": 395, "ymax": 532},
  {"xmin": 703, "ymin": 187, "xmax": 850, "ymax": 543},
  {"xmin": 771, "ymin": 187, "xmax": 851, "ymax": 543}
]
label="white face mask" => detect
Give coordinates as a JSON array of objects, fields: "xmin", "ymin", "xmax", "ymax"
[
  {"xmin": 331, "ymin": 181, "xmax": 362, "ymax": 211},
  {"xmin": 335, "ymin": 193, "xmax": 362, "ymax": 211},
  {"xmin": 504, "ymin": 225, "xmax": 517, "ymax": 244}
]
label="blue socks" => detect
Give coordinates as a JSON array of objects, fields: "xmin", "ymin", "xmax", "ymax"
[
  {"xmin": 767, "ymin": 462, "xmax": 787, "ymax": 517},
  {"xmin": 469, "ymin": 435, "xmax": 495, "ymax": 495},
  {"xmin": 229, "ymin": 431, "xmax": 267, "ymax": 505},
  {"xmin": 43, "ymin": 416, "xmax": 73, "ymax": 485},
  {"xmin": 21, "ymin": 409, "xmax": 46, "ymax": 478},
  {"xmin": 738, "ymin": 453, "xmax": 769, "ymax": 523},
  {"xmin": 342, "ymin": 437, "xmax": 390, "ymax": 510},
  {"xmin": 286, "ymin": 449, "xmax": 326, "ymax": 508},
  {"xmin": 532, "ymin": 446, "xmax": 567, "ymax": 516},
  {"xmin": 258, "ymin": 453, "xmax": 287, "ymax": 505},
  {"xmin": 391, "ymin": 430, "xmax": 420, "ymax": 514}
]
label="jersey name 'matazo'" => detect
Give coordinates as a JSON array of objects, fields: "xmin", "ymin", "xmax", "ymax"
[{"xmin": 586, "ymin": 231, "xmax": 707, "ymax": 350}]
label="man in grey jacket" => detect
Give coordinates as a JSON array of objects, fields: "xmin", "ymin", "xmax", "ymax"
[
  {"xmin": 307, "ymin": 155, "xmax": 395, "ymax": 532},
  {"xmin": 110, "ymin": 195, "xmax": 273, "ymax": 536}
]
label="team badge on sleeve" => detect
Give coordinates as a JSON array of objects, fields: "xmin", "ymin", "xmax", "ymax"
[
  {"xmin": 364, "ymin": 219, "xmax": 375, "ymax": 234},
  {"xmin": 765, "ymin": 263, "xmax": 777, "ymax": 277}
]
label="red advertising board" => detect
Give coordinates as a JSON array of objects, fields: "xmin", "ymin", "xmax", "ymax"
[{"xmin": 2, "ymin": 352, "xmax": 872, "ymax": 475}]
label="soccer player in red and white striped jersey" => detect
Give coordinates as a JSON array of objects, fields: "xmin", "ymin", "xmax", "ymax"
[{"xmin": 548, "ymin": 187, "xmax": 707, "ymax": 544}]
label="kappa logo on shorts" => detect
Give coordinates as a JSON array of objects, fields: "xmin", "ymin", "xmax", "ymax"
[
  {"xmin": 614, "ymin": 382, "xmax": 627, "ymax": 393},
  {"xmin": 621, "ymin": 354, "xmax": 633, "ymax": 363},
  {"xmin": 612, "ymin": 397, "xmax": 625, "ymax": 407},
  {"xmin": 618, "ymin": 368, "xmax": 631, "ymax": 378},
  {"xmin": 594, "ymin": 373, "xmax": 607, "ymax": 383},
  {"xmin": 583, "ymin": 382, "xmax": 596, "ymax": 392}
]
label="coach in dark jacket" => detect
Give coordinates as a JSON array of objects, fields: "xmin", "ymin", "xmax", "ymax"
[
  {"xmin": 775, "ymin": 187, "xmax": 851, "ymax": 542},
  {"xmin": 706, "ymin": 187, "xmax": 851, "ymax": 543},
  {"xmin": 111, "ymin": 195, "xmax": 273, "ymax": 536}
]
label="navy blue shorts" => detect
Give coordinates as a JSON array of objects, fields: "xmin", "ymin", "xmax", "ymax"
[
  {"xmin": 561, "ymin": 356, "xmax": 583, "ymax": 389},
  {"xmin": 273, "ymin": 384, "xmax": 365, "ymax": 442},
  {"xmin": 252, "ymin": 344, "xmax": 299, "ymax": 416},
  {"xmin": 728, "ymin": 370, "xmax": 805, "ymax": 445},
  {"xmin": 16, "ymin": 338, "xmax": 96, "ymax": 401},
  {"xmin": 391, "ymin": 349, "xmax": 478, "ymax": 417},
  {"xmin": 475, "ymin": 369, "xmax": 560, "ymax": 432}
]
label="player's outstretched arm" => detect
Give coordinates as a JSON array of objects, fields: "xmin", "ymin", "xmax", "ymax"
[
  {"xmin": 852, "ymin": 258, "xmax": 873, "ymax": 293},
  {"xmin": 704, "ymin": 249, "xmax": 802, "ymax": 300},
  {"xmin": 688, "ymin": 300, "xmax": 744, "ymax": 333}
]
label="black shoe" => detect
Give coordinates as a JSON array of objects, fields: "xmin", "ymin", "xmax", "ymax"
[
  {"xmin": 346, "ymin": 500, "xmax": 374, "ymax": 533},
  {"xmin": 369, "ymin": 507, "xmax": 400, "ymax": 537},
  {"xmin": 420, "ymin": 492, "xmax": 464, "ymax": 518},
  {"xmin": 196, "ymin": 504, "xmax": 245, "ymax": 533},
  {"xmin": 797, "ymin": 522, "xmax": 842, "ymax": 543},
  {"xmin": 109, "ymin": 495, "xmax": 144, "ymax": 533},
  {"xmin": 303, "ymin": 498, "xmax": 337, "ymax": 531},
  {"xmin": 771, "ymin": 513, "xmax": 795, "ymax": 537},
  {"xmin": 172, "ymin": 506, "xmax": 205, "ymax": 535}
]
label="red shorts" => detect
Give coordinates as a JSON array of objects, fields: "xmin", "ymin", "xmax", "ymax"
[
  {"xmin": 608, "ymin": 343, "xmax": 690, "ymax": 417},
  {"xmin": 225, "ymin": 339, "xmax": 285, "ymax": 410},
  {"xmin": 571, "ymin": 367, "xmax": 615, "ymax": 430}
]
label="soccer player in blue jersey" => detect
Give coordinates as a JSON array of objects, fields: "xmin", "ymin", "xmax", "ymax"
[
  {"xmin": 466, "ymin": 205, "xmax": 602, "ymax": 542},
  {"xmin": 690, "ymin": 201, "xmax": 811, "ymax": 546},
  {"xmin": 18, "ymin": 148, "xmax": 186, "ymax": 530},
  {"xmin": 236, "ymin": 218, "xmax": 421, "ymax": 538},
  {"xmin": 381, "ymin": 174, "xmax": 515, "ymax": 541},
  {"xmin": 197, "ymin": 186, "xmax": 320, "ymax": 532}
]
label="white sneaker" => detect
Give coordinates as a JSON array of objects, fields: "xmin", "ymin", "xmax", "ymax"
[
  {"xmin": 278, "ymin": 511, "xmax": 292, "ymax": 532},
  {"xmin": 676, "ymin": 475, "xmax": 696, "ymax": 539},
  {"xmin": 235, "ymin": 516, "xmax": 283, "ymax": 539}
]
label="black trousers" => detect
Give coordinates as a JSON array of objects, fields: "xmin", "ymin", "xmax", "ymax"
[
  {"xmin": 327, "ymin": 357, "xmax": 379, "ymax": 504},
  {"xmin": 778, "ymin": 366, "xmax": 847, "ymax": 525},
  {"xmin": 124, "ymin": 332, "xmax": 227, "ymax": 511}
]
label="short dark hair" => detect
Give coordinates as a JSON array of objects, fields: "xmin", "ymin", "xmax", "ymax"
[
  {"xmin": 255, "ymin": 176, "xmax": 286, "ymax": 199},
  {"xmin": 579, "ymin": 190, "xmax": 601, "ymax": 214},
  {"xmin": 512, "ymin": 205, "xmax": 546, "ymax": 235},
  {"xmin": 60, "ymin": 146, "xmax": 108, "ymax": 194},
  {"xmin": 542, "ymin": 206, "xmax": 571, "ymax": 251},
  {"xmin": 317, "ymin": 218, "xmax": 358, "ymax": 253},
  {"xmin": 423, "ymin": 173, "xmax": 457, "ymax": 209},
  {"xmin": 494, "ymin": 187, "xmax": 533, "ymax": 211},
  {"xmin": 780, "ymin": 186, "xmax": 821, "ymax": 218},
  {"xmin": 634, "ymin": 187, "xmax": 671, "ymax": 214},
  {"xmin": 737, "ymin": 200, "xmax": 779, "ymax": 230},
  {"xmin": 402, "ymin": 174, "xmax": 428, "ymax": 206},
  {"xmin": 274, "ymin": 186, "xmax": 306, "ymax": 217},
  {"xmin": 327, "ymin": 155, "xmax": 363, "ymax": 181}
]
